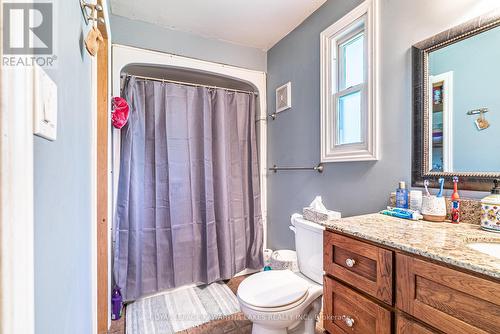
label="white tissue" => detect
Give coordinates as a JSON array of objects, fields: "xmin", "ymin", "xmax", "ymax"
[
  {"xmin": 309, "ymin": 196, "xmax": 328, "ymax": 213},
  {"xmin": 303, "ymin": 196, "xmax": 342, "ymax": 222}
]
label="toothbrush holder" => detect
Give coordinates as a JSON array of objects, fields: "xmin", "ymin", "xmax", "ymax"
[{"xmin": 421, "ymin": 195, "xmax": 447, "ymax": 222}]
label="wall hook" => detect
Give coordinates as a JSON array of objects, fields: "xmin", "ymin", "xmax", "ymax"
[{"xmin": 80, "ymin": 0, "xmax": 103, "ymax": 25}]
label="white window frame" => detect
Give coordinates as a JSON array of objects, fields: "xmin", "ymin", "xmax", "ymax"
[{"xmin": 320, "ymin": 0, "xmax": 379, "ymax": 162}]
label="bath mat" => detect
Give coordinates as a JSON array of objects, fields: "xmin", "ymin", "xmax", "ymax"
[{"xmin": 126, "ymin": 282, "xmax": 241, "ymax": 334}]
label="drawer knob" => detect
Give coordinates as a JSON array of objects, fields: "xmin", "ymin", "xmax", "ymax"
[
  {"xmin": 343, "ymin": 316, "xmax": 355, "ymax": 328},
  {"xmin": 345, "ymin": 258, "xmax": 356, "ymax": 267}
]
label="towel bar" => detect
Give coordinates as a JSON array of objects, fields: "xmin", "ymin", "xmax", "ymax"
[{"xmin": 269, "ymin": 163, "xmax": 324, "ymax": 173}]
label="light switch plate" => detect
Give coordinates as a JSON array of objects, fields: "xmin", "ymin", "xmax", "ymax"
[{"xmin": 33, "ymin": 65, "xmax": 57, "ymax": 141}]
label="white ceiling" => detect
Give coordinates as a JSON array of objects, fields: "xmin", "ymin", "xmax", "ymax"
[{"xmin": 110, "ymin": 0, "xmax": 327, "ymax": 50}]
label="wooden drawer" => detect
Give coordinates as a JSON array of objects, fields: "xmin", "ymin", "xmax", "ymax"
[
  {"xmin": 396, "ymin": 253, "xmax": 500, "ymax": 334},
  {"xmin": 324, "ymin": 231, "xmax": 393, "ymax": 304},
  {"xmin": 396, "ymin": 314, "xmax": 440, "ymax": 334},
  {"xmin": 324, "ymin": 276, "xmax": 391, "ymax": 334}
]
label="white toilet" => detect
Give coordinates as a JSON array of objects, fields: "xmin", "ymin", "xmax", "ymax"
[{"xmin": 237, "ymin": 214, "xmax": 325, "ymax": 334}]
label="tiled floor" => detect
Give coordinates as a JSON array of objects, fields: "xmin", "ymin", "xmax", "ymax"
[{"xmin": 108, "ymin": 275, "xmax": 325, "ymax": 334}]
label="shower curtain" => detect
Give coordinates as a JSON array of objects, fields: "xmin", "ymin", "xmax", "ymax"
[{"xmin": 114, "ymin": 77, "xmax": 263, "ymax": 301}]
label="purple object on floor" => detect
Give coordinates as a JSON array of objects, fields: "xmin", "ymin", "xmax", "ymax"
[{"xmin": 111, "ymin": 286, "xmax": 123, "ymax": 320}]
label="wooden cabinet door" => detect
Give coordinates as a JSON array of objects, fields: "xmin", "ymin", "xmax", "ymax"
[
  {"xmin": 324, "ymin": 231, "xmax": 393, "ymax": 304},
  {"xmin": 396, "ymin": 314, "xmax": 440, "ymax": 334},
  {"xmin": 396, "ymin": 253, "xmax": 500, "ymax": 334},
  {"xmin": 324, "ymin": 276, "xmax": 391, "ymax": 334}
]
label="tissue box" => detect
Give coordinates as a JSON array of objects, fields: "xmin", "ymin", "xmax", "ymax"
[{"xmin": 303, "ymin": 207, "xmax": 341, "ymax": 223}]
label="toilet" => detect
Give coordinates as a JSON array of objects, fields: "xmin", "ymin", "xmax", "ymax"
[{"xmin": 237, "ymin": 214, "xmax": 325, "ymax": 334}]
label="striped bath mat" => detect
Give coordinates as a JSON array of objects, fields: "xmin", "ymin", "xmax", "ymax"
[{"xmin": 126, "ymin": 282, "xmax": 241, "ymax": 334}]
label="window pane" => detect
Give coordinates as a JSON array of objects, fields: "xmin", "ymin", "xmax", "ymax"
[
  {"xmin": 337, "ymin": 90, "xmax": 362, "ymax": 145},
  {"xmin": 340, "ymin": 33, "xmax": 364, "ymax": 89}
]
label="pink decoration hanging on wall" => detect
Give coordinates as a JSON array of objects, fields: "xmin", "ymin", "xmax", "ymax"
[{"xmin": 111, "ymin": 96, "xmax": 129, "ymax": 129}]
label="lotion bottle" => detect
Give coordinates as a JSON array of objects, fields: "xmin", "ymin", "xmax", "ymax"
[{"xmin": 396, "ymin": 181, "xmax": 409, "ymax": 209}]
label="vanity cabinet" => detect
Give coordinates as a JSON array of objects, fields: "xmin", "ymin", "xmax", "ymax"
[
  {"xmin": 324, "ymin": 276, "xmax": 391, "ymax": 334},
  {"xmin": 395, "ymin": 315, "xmax": 438, "ymax": 334},
  {"xmin": 324, "ymin": 232, "xmax": 393, "ymax": 304},
  {"xmin": 323, "ymin": 230, "xmax": 500, "ymax": 334},
  {"xmin": 396, "ymin": 253, "xmax": 500, "ymax": 334}
]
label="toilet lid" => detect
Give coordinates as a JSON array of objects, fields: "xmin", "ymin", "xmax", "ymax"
[{"xmin": 237, "ymin": 270, "xmax": 309, "ymax": 308}]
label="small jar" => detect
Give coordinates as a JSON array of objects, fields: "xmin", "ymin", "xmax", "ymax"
[{"xmin": 481, "ymin": 179, "xmax": 500, "ymax": 232}]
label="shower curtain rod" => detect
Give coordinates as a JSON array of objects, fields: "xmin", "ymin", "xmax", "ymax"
[{"xmin": 123, "ymin": 74, "xmax": 258, "ymax": 95}]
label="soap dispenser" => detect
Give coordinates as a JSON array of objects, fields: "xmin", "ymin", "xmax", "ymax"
[{"xmin": 480, "ymin": 179, "xmax": 500, "ymax": 233}]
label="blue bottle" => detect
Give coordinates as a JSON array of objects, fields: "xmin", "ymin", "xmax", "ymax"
[{"xmin": 396, "ymin": 181, "xmax": 409, "ymax": 209}]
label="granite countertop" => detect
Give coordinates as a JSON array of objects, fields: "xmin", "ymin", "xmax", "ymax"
[{"xmin": 320, "ymin": 213, "xmax": 500, "ymax": 280}]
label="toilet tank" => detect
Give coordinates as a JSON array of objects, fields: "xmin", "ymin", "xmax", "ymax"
[{"xmin": 290, "ymin": 214, "xmax": 325, "ymax": 284}]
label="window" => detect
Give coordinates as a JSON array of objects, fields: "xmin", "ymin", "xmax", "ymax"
[
  {"xmin": 320, "ymin": 0, "xmax": 378, "ymax": 162},
  {"xmin": 337, "ymin": 30, "xmax": 364, "ymax": 145}
]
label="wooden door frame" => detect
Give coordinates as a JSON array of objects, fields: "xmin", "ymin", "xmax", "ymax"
[
  {"xmin": 95, "ymin": 1, "xmax": 111, "ymax": 333},
  {"xmin": 96, "ymin": 36, "xmax": 109, "ymax": 334}
]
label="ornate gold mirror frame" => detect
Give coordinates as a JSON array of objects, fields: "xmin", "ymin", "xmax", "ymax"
[{"xmin": 412, "ymin": 10, "xmax": 500, "ymax": 191}]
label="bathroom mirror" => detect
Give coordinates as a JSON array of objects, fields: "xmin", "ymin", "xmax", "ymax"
[{"xmin": 412, "ymin": 10, "xmax": 500, "ymax": 191}]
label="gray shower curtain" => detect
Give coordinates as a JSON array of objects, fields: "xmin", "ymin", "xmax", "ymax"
[{"xmin": 114, "ymin": 77, "xmax": 263, "ymax": 301}]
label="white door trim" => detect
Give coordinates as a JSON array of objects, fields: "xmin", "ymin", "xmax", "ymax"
[
  {"xmin": 0, "ymin": 47, "xmax": 35, "ymax": 334},
  {"xmin": 428, "ymin": 71, "xmax": 454, "ymax": 172},
  {"xmin": 90, "ymin": 46, "xmax": 98, "ymax": 334}
]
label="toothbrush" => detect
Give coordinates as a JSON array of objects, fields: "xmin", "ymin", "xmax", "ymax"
[
  {"xmin": 424, "ymin": 179, "xmax": 430, "ymax": 196},
  {"xmin": 437, "ymin": 178, "xmax": 445, "ymax": 197},
  {"xmin": 451, "ymin": 176, "xmax": 460, "ymax": 223}
]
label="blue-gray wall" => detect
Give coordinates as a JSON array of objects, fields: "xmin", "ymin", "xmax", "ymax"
[
  {"xmin": 34, "ymin": 1, "xmax": 93, "ymax": 333},
  {"xmin": 430, "ymin": 26, "xmax": 500, "ymax": 172},
  {"xmin": 266, "ymin": 0, "xmax": 494, "ymax": 249},
  {"xmin": 110, "ymin": 14, "xmax": 267, "ymax": 71}
]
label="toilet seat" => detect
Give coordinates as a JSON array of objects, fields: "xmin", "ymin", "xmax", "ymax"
[
  {"xmin": 236, "ymin": 215, "xmax": 325, "ymax": 334},
  {"xmin": 237, "ymin": 270, "xmax": 311, "ymax": 311}
]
